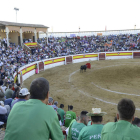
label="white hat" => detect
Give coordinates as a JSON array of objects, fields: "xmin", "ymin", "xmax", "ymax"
[
  {"xmin": 86, "ymin": 108, "xmax": 107, "ymax": 116},
  {"xmin": 19, "ymin": 88, "xmax": 30, "ymax": 96}
]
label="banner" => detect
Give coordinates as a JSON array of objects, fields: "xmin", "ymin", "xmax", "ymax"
[{"xmin": 24, "ymin": 42, "xmax": 37, "ymax": 47}]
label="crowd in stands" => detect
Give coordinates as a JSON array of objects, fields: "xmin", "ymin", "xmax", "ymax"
[
  {"xmin": 38, "ymin": 33, "xmax": 140, "ymax": 58},
  {"xmin": 23, "ymin": 38, "xmax": 33, "ymax": 43},
  {"xmin": 0, "ymin": 33, "xmax": 140, "ymax": 74},
  {"xmin": 0, "ymin": 77, "xmax": 139, "ymax": 140}
]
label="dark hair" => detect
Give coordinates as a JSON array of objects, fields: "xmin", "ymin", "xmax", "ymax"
[
  {"xmin": 114, "ymin": 116, "xmax": 117, "ymax": 122},
  {"xmin": 15, "ymin": 86, "xmax": 20, "ymax": 92},
  {"xmin": 117, "ymin": 98, "xmax": 135, "ymax": 120},
  {"xmin": 91, "ymin": 116, "xmax": 102, "ymax": 123},
  {"xmin": 0, "ymin": 80, "xmax": 3, "ymax": 86},
  {"xmin": 30, "ymin": 77, "xmax": 49, "ymax": 100},
  {"xmin": 80, "ymin": 111, "xmax": 88, "ymax": 120},
  {"xmin": 69, "ymin": 105, "xmax": 73, "ymax": 110},
  {"xmin": 60, "ymin": 104, "xmax": 64, "ymax": 108},
  {"xmin": 80, "ymin": 111, "xmax": 88, "ymax": 116},
  {"xmin": 9, "ymin": 84, "xmax": 12, "ymax": 89},
  {"xmin": 17, "ymin": 83, "xmax": 20, "ymax": 86},
  {"xmin": 57, "ymin": 114, "xmax": 61, "ymax": 121},
  {"xmin": 19, "ymin": 95, "xmax": 27, "ymax": 99},
  {"xmin": 132, "ymin": 118, "xmax": 140, "ymax": 127}
]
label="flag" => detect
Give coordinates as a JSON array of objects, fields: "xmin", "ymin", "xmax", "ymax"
[{"xmin": 105, "ymin": 26, "xmax": 107, "ymax": 31}]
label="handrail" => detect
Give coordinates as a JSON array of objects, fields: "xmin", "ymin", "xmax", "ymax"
[
  {"xmin": 23, "ymin": 43, "xmax": 31, "ymax": 50},
  {"xmin": 47, "ymin": 29, "xmax": 140, "ymax": 34}
]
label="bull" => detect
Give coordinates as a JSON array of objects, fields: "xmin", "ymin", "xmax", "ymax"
[{"xmin": 80, "ymin": 65, "xmax": 87, "ymax": 72}]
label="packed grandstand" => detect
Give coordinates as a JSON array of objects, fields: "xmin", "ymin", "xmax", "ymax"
[{"xmin": 0, "ymin": 31, "xmax": 140, "ymax": 140}]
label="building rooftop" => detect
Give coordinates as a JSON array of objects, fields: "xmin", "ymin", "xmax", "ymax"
[{"xmin": 0, "ymin": 21, "xmax": 49, "ymax": 28}]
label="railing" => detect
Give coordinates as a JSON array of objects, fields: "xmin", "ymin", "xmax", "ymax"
[
  {"xmin": 39, "ymin": 29, "xmax": 140, "ymax": 38},
  {"xmin": 37, "ymin": 43, "xmax": 42, "ymax": 48},
  {"xmin": 22, "ymin": 43, "xmax": 31, "ymax": 51}
]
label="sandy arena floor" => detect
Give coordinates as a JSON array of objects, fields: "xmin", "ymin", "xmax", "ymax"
[{"xmin": 24, "ymin": 59, "xmax": 140, "ymax": 123}]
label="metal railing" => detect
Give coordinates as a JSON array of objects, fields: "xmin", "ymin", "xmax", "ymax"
[{"xmin": 39, "ymin": 29, "xmax": 140, "ymax": 38}]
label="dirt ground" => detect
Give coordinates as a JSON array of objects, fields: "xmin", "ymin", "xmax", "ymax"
[{"xmin": 23, "ymin": 59, "xmax": 140, "ymax": 123}]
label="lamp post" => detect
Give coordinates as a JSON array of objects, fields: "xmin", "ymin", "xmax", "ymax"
[{"xmin": 14, "ymin": 7, "xmax": 19, "ymax": 22}]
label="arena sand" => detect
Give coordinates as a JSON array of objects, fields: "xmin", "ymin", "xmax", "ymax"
[{"xmin": 24, "ymin": 59, "xmax": 140, "ymax": 123}]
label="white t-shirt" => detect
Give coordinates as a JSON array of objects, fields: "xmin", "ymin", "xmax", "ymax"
[
  {"xmin": 1, "ymin": 86, "xmax": 7, "ymax": 93},
  {"xmin": 59, "ymin": 120, "xmax": 62, "ymax": 126}
]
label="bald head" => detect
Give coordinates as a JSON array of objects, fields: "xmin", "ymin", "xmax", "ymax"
[{"xmin": 30, "ymin": 77, "xmax": 49, "ymax": 100}]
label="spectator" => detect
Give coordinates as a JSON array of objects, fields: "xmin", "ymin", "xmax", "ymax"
[
  {"xmin": 57, "ymin": 104, "xmax": 65, "ymax": 124},
  {"xmin": 5, "ymin": 84, "xmax": 13, "ymax": 99},
  {"xmin": 67, "ymin": 111, "xmax": 88, "ymax": 140},
  {"xmin": 52, "ymin": 101, "xmax": 58, "ymax": 111},
  {"xmin": 101, "ymin": 98, "xmax": 140, "ymax": 140},
  {"xmin": 78, "ymin": 108, "xmax": 106, "ymax": 140},
  {"xmin": 57, "ymin": 113, "xmax": 63, "ymax": 126},
  {"xmin": 0, "ymin": 91, "xmax": 12, "ymax": 108},
  {"xmin": 12, "ymin": 86, "xmax": 20, "ymax": 99},
  {"xmin": 1, "ymin": 80, "xmax": 8, "ymax": 93},
  {"xmin": 48, "ymin": 97, "xmax": 53, "ymax": 105},
  {"xmin": 132, "ymin": 117, "xmax": 140, "ymax": 127},
  {"xmin": 4, "ymin": 77, "xmax": 64, "ymax": 140},
  {"xmin": 65, "ymin": 105, "xmax": 76, "ymax": 127},
  {"xmin": 0, "ymin": 101, "xmax": 8, "ymax": 123},
  {"xmin": 11, "ymin": 88, "xmax": 30, "ymax": 109}
]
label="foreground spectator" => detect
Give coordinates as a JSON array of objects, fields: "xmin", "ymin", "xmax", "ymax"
[
  {"xmin": 11, "ymin": 88, "xmax": 30, "ymax": 109},
  {"xmin": 67, "ymin": 111, "xmax": 88, "ymax": 140},
  {"xmin": 65, "ymin": 105, "xmax": 76, "ymax": 127},
  {"xmin": 57, "ymin": 104, "xmax": 65, "ymax": 124},
  {"xmin": 78, "ymin": 108, "xmax": 106, "ymax": 140},
  {"xmin": 101, "ymin": 98, "xmax": 140, "ymax": 140},
  {"xmin": 4, "ymin": 77, "xmax": 64, "ymax": 140}
]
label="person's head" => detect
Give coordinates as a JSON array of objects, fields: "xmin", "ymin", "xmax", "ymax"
[
  {"xmin": 91, "ymin": 116, "xmax": 103, "ymax": 124},
  {"xmin": 60, "ymin": 104, "xmax": 64, "ymax": 109},
  {"xmin": 48, "ymin": 97, "xmax": 53, "ymax": 105},
  {"xmin": 79, "ymin": 111, "xmax": 88, "ymax": 125},
  {"xmin": 30, "ymin": 77, "xmax": 49, "ymax": 104},
  {"xmin": 17, "ymin": 83, "xmax": 20, "ymax": 87},
  {"xmin": 69, "ymin": 105, "xmax": 73, "ymax": 110},
  {"xmin": 132, "ymin": 117, "xmax": 140, "ymax": 127},
  {"xmin": 9, "ymin": 84, "xmax": 12, "ymax": 89},
  {"xmin": 87, "ymin": 108, "xmax": 106, "ymax": 124},
  {"xmin": 117, "ymin": 98, "xmax": 135, "ymax": 122},
  {"xmin": 54, "ymin": 101, "xmax": 58, "ymax": 106},
  {"xmin": 18, "ymin": 88, "xmax": 30, "ymax": 100}
]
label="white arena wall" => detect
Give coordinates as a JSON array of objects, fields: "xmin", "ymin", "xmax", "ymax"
[{"xmin": 14, "ymin": 51, "xmax": 140, "ymax": 85}]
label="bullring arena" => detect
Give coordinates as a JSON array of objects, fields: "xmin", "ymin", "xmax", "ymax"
[{"xmin": 20, "ymin": 51, "xmax": 140, "ymax": 123}]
